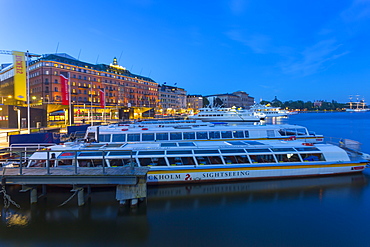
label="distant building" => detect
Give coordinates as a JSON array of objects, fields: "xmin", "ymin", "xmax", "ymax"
[
  {"xmin": 204, "ymin": 91, "xmax": 254, "ymax": 108},
  {"xmin": 187, "ymin": 94, "xmax": 203, "ymax": 111},
  {"xmin": 314, "ymin": 100, "xmax": 323, "ymax": 107},
  {"xmin": 0, "ymin": 53, "xmax": 159, "ymax": 122},
  {"xmin": 158, "ymin": 84, "xmax": 187, "ymax": 114}
]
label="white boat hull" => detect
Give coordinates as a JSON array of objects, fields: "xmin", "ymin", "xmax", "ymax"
[{"xmin": 147, "ymin": 162, "xmax": 367, "ymax": 184}]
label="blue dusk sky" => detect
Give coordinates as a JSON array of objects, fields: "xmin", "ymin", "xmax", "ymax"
[{"xmin": 1, "ymin": 0, "xmax": 370, "ymax": 103}]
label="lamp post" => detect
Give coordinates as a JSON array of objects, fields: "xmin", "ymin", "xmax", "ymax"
[{"xmin": 0, "ymin": 95, "xmax": 12, "ymax": 104}]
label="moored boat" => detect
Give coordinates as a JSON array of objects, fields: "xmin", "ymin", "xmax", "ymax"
[
  {"xmin": 27, "ymin": 139, "xmax": 369, "ymax": 185},
  {"xmin": 250, "ymin": 103, "xmax": 289, "ymax": 117},
  {"xmin": 187, "ymin": 106, "xmax": 264, "ymax": 122},
  {"xmin": 83, "ymin": 121, "xmax": 324, "ymax": 143}
]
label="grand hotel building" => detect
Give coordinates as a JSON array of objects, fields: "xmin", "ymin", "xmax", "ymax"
[{"xmin": 0, "ymin": 53, "xmax": 159, "ymax": 123}]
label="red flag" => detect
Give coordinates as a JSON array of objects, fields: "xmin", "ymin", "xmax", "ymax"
[
  {"xmin": 60, "ymin": 72, "xmax": 70, "ymax": 105},
  {"xmin": 99, "ymin": 89, "xmax": 105, "ymax": 108}
]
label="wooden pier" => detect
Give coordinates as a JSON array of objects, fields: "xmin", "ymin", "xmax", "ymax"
[{"xmin": 0, "ymin": 166, "xmax": 149, "ymax": 207}]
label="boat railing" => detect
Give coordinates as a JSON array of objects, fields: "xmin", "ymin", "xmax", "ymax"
[{"xmin": 325, "ymin": 137, "xmax": 370, "ymax": 161}]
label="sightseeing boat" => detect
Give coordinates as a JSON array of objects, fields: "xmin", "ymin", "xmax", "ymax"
[
  {"xmin": 83, "ymin": 120, "xmax": 324, "ymax": 144},
  {"xmin": 187, "ymin": 106, "xmax": 265, "ymax": 122},
  {"xmin": 27, "ymin": 139, "xmax": 369, "ymax": 185},
  {"xmin": 250, "ymin": 104, "xmax": 289, "ymax": 117}
]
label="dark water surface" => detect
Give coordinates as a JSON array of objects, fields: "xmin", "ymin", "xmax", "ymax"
[{"xmin": 1, "ymin": 112, "xmax": 370, "ymax": 247}]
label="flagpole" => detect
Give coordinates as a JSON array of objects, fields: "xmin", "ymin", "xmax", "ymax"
[
  {"xmin": 26, "ymin": 51, "xmax": 30, "ymax": 134},
  {"xmin": 90, "ymin": 81, "xmax": 93, "ymax": 126},
  {"xmin": 68, "ymin": 72, "xmax": 72, "ymax": 126}
]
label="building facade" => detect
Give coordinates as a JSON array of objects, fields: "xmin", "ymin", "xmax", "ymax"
[
  {"xmin": 205, "ymin": 91, "xmax": 254, "ymax": 108},
  {"xmin": 0, "ymin": 53, "xmax": 159, "ymax": 123},
  {"xmin": 158, "ymin": 84, "xmax": 187, "ymax": 115}
]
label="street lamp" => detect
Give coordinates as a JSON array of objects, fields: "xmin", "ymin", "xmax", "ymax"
[{"xmin": 0, "ymin": 95, "xmax": 12, "ymax": 104}]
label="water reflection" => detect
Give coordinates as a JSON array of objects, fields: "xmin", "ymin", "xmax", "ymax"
[{"xmin": 0, "ymin": 173, "xmax": 368, "ymax": 246}]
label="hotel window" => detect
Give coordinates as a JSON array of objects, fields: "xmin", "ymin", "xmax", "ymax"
[{"xmin": 55, "ymin": 87, "xmax": 58, "ymax": 92}]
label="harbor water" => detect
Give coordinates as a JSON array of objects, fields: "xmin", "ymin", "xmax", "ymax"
[{"xmin": 1, "ymin": 112, "xmax": 370, "ymax": 247}]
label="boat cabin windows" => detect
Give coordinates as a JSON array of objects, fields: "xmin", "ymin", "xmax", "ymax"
[
  {"xmin": 156, "ymin": 133, "xmax": 169, "ymax": 141},
  {"xmin": 300, "ymin": 153, "xmax": 325, "ymax": 162},
  {"xmin": 221, "ymin": 131, "xmax": 233, "ymax": 138},
  {"xmin": 112, "ymin": 134, "xmax": 126, "ymax": 142},
  {"xmin": 275, "ymin": 153, "xmax": 301, "ymax": 162},
  {"xmin": 142, "ymin": 133, "xmax": 155, "ymax": 141},
  {"xmin": 170, "ymin": 132, "xmax": 182, "ymax": 140},
  {"xmin": 296, "ymin": 128, "xmax": 307, "ymax": 135},
  {"xmin": 249, "ymin": 154, "xmax": 275, "ymax": 163},
  {"xmin": 139, "ymin": 157, "xmax": 167, "ymax": 166},
  {"xmin": 223, "ymin": 155, "xmax": 249, "ymax": 164},
  {"xmin": 183, "ymin": 132, "xmax": 196, "ymax": 140},
  {"xmin": 233, "ymin": 131, "xmax": 244, "ymax": 138},
  {"xmin": 107, "ymin": 158, "xmax": 134, "ymax": 167},
  {"xmin": 209, "ymin": 131, "xmax": 221, "ymax": 139},
  {"xmin": 244, "ymin": 131, "xmax": 249, "ymax": 138},
  {"xmin": 99, "ymin": 134, "xmax": 111, "ymax": 142},
  {"xmin": 196, "ymin": 131, "xmax": 208, "ymax": 140},
  {"xmin": 78, "ymin": 159, "xmax": 104, "ymax": 167},
  {"xmin": 127, "ymin": 134, "xmax": 140, "ymax": 142},
  {"xmin": 195, "ymin": 156, "xmax": 223, "ymax": 165},
  {"xmin": 168, "ymin": 157, "xmax": 195, "ymax": 166}
]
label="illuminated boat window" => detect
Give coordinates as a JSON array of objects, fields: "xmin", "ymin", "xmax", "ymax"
[
  {"xmin": 178, "ymin": 142, "xmax": 195, "ymax": 147},
  {"xmin": 275, "ymin": 153, "xmax": 301, "ymax": 162},
  {"xmin": 183, "ymin": 132, "xmax": 196, "ymax": 140},
  {"xmin": 300, "ymin": 153, "xmax": 325, "ymax": 161},
  {"xmin": 112, "ymin": 134, "xmax": 126, "ymax": 142}
]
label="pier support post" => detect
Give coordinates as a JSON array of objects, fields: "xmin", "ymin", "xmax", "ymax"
[
  {"xmin": 20, "ymin": 185, "xmax": 38, "ymax": 204},
  {"xmin": 116, "ymin": 177, "xmax": 147, "ymax": 207},
  {"xmin": 71, "ymin": 186, "xmax": 85, "ymax": 206}
]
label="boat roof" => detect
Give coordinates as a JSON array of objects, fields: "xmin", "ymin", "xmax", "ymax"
[
  {"xmin": 86, "ymin": 123, "xmax": 310, "ymax": 133},
  {"xmin": 48, "ymin": 139, "xmax": 331, "ymax": 152}
]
